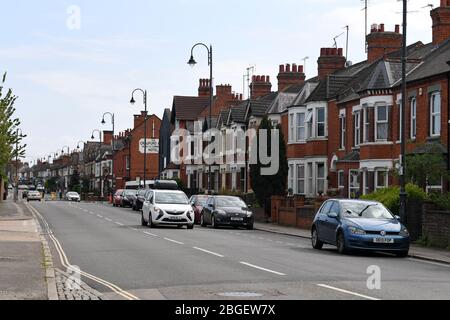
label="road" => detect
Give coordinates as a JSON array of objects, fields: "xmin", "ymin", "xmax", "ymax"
[{"xmin": 27, "ymin": 200, "xmax": 450, "ymax": 300}]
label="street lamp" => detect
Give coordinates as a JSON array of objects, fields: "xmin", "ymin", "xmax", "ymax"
[
  {"xmin": 130, "ymin": 89, "xmax": 148, "ymax": 189},
  {"xmin": 61, "ymin": 146, "xmax": 70, "ymax": 155},
  {"xmin": 76, "ymin": 141, "xmax": 85, "ymax": 151},
  {"xmin": 188, "ymin": 42, "xmax": 213, "ymax": 194},
  {"xmin": 399, "ymin": 0, "xmax": 407, "ymax": 224},
  {"xmin": 101, "ymin": 112, "xmax": 115, "ymax": 194},
  {"xmin": 91, "ymin": 129, "xmax": 102, "ymax": 195}
]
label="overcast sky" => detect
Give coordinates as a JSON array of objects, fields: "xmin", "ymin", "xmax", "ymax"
[{"xmin": 0, "ymin": 0, "xmax": 441, "ymax": 163}]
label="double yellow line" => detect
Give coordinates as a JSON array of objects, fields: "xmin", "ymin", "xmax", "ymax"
[{"xmin": 27, "ymin": 203, "xmax": 139, "ymax": 301}]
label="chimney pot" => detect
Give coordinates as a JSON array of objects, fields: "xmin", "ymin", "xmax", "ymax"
[
  {"xmin": 298, "ymin": 65, "xmax": 304, "ymax": 73},
  {"xmin": 286, "ymin": 64, "xmax": 291, "ymax": 73},
  {"xmin": 292, "ymin": 64, "xmax": 298, "ymax": 73},
  {"xmin": 338, "ymin": 48, "xmax": 343, "ymax": 56},
  {"xmin": 380, "ymin": 23, "xmax": 385, "ymax": 32},
  {"xmin": 279, "ymin": 64, "xmax": 285, "ymax": 73},
  {"xmin": 395, "ymin": 24, "xmax": 400, "ymax": 33},
  {"xmin": 371, "ymin": 24, "xmax": 378, "ymax": 32},
  {"xmin": 266, "ymin": 76, "xmax": 270, "ymax": 82}
]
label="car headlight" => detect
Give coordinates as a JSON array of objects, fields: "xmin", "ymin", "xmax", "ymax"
[
  {"xmin": 349, "ymin": 226, "xmax": 366, "ymax": 235},
  {"xmin": 400, "ymin": 228, "xmax": 409, "ymax": 237},
  {"xmin": 246, "ymin": 211, "xmax": 253, "ymax": 217},
  {"xmin": 154, "ymin": 207, "xmax": 162, "ymax": 213},
  {"xmin": 216, "ymin": 210, "xmax": 227, "ymax": 215}
]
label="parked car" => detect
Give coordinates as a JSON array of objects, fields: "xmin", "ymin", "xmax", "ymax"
[
  {"xmin": 113, "ymin": 189, "xmax": 124, "ymax": 207},
  {"xmin": 141, "ymin": 189, "xmax": 194, "ymax": 229},
  {"xmin": 133, "ymin": 189, "xmax": 150, "ymax": 211},
  {"xmin": 201, "ymin": 196, "xmax": 254, "ymax": 230},
  {"xmin": 65, "ymin": 191, "xmax": 81, "ymax": 202},
  {"xmin": 27, "ymin": 191, "xmax": 42, "ymax": 202},
  {"xmin": 311, "ymin": 199, "xmax": 410, "ymax": 257},
  {"xmin": 122, "ymin": 190, "xmax": 137, "ymax": 208},
  {"xmin": 189, "ymin": 195, "xmax": 209, "ymax": 224}
]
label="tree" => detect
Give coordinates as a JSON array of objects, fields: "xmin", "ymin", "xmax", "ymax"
[
  {"xmin": 0, "ymin": 72, "xmax": 26, "ymax": 179},
  {"xmin": 250, "ymin": 116, "xmax": 289, "ymax": 215},
  {"xmin": 69, "ymin": 169, "xmax": 81, "ymax": 192}
]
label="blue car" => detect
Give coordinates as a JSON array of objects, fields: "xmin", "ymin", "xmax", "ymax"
[{"xmin": 311, "ymin": 199, "xmax": 410, "ymax": 257}]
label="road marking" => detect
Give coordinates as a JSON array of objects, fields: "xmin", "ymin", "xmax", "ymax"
[
  {"xmin": 143, "ymin": 231, "xmax": 159, "ymax": 237},
  {"xmin": 26, "ymin": 203, "xmax": 139, "ymax": 301},
  {"xmin": 164, "ymin": 238, "xmax": 184, "ymax": 245},
  {"xmin": 97, "ymin": 215, "xmax": 103, "ymax": 218},
  {"xmin": 316, "ymin": 284, "xmax": 380, "ymax": 301},
  {"xmin": 105, "ymin": 218, "xmax": 113, "ymax": 222},
  {"xmin": 408, "ymin": 258, "xmax": 450, "ymax": 268},
  {"xmin": 115, "ymin": 222, "xmax": 124, "ymax": 226},
  {"xmin": 130, "ymin": 228, "xmax": 139, "ymax": 231},
  {"xmin": 193, "ymin": 247, "xmax": 224, "ymax": 258},
  {"xmin": 239, "ymin": 262, "xmax": 286, "ymax": 276}
]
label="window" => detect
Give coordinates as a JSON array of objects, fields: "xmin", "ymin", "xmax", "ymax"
[
  {"xmin": 375, "ymin": 170, "xmax": 388, "ymax": 190},
  {"xmin": 430, "ymin": 92, "xmax": 441, "ymax": 137},
  {"xmin": 307, "ymin": 163, "xmax": 313, "ymax": 196},
  {"xmin": 339, "ymin": 116, "xmax": 346, "ymax": 149},
  {"xmin": 363, "ymin": 109, "xmax": 370, "ymax": 143},
  {"xmin": 410, "ymin": 98, "xmax": 417, "ymax": 139},
  {"xmin": 320, "ymin": 201, "xmax": 333, "ymax": 215},
  {"xmin": 240, "ymin": 168, "xmax": 245, "ymax": 191},
  {"xmin": 317, "ymin": 108, "xmax": 326, "ymax": 137},
  {"xmin": 297, "ymin": 164, "xmax": 305, "ymax": 195},
  {"xmin": 349, "ymin": 170, "xmax": 360, "ymax": 199},
  {"xmin": 289, "ymin": 165, "xmax": 294, "ymax": 191},
  {"xmin": 397, "ymin": 99, "xmax": 403, "ymax": 142},
  {"xmin": 306, "ymin": 110, "xmax": 313, "ymax": 138},
  {"xmin": 354, "ymin": 111, "xmax": 361, "ymax": 147},
  {"xmin": 338, "ymin": 170, "xmax": 345, "ymax": 189},
  {"xmin": 329, "ymin": 201, "xmax": 341, "ymax": 215},
  {"xmin": 271, "ymin": 120, "xmax": 279, "ymax": 127},
  {"xmin": 172, "ymin": 171, "xmax": 179, "ymax": 179},
  {"xmin": 125, "ymin": 156, "xmax": 130, "ymax": 171},
  {"xmin": 297, "ymin": 113, "xmax": 306, "ymax": 141},
  {"xmin": 316, "ymin": 163, "xmax": 326, "ymax": 195},
  {"xmin": 376, "ymin": 105, "xmax": 388, "ymax": 141},
  {"xmin": 289, "ymin": 114, "xmax": 295, "ymax": 141}
]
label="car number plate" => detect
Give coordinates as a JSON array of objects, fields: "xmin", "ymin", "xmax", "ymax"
[
  {"xmin": 169, "ymin": 216, "xmax": 183, "ymax": 221},
  {"xmin": 373, "ymin": 238, "xmax": 394, "ymax": 244},
  {"xmin": 231, "ymin": 217, "xmax": 244, "ymax": 221}
]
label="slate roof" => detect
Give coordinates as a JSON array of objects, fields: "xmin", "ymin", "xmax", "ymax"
[
  {"xmin": 170, "ymin": 96, "xmax": 210, "ymax": 122},
  {"xmin": 338, "ymin": 151, "xmax": 360, "ymax": 162},
  {"xmin": 229, "ymin": 102, "xmax": 249, "ymax": 124},
  {"xmin": 217, "ymin": 109, "xmax": 231, "ymax": 128}
]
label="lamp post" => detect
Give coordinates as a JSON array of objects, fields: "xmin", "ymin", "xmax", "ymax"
[
  {"xmin": 130, "ymin": 89, "xmax": 148, "ymax": 189},
  {"xmin": 61, "ymin": 146, "xmax": 70, "ymax": 155},
  {"xmin": 188, "ymin": 42, "xmax": 213, "ymax": 194},
  {"xmin": 399, "ymin": 0, "xmax": 407, "ymax": 224},
  {"xmin": 91, "ymin": 129, "xmax": 102, "ymax": 195},
  {"xmin": 76, "ymin": 141, "xmax": 85, "ymax": 151},
  {"xmin": 101, "ymin": 112, "xmax": 115, "ymax": 194}
]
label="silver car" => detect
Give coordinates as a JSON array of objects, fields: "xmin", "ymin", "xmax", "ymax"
[
  {"xmin": 27, "ymin": 191, "xmax": 42, "ymax": 202},
  {"xmin": 66, "ymin": 192, "xmax": 81, "ymax": 202}
]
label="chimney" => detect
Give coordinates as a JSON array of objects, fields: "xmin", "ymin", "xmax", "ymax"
[
  {"xmin": 103, "ymin": 130, "xmax": 113, "ymax": 146},
  {"xmin": 250, "ymin": 75, "xmax": 272, "ymax": 98},
  {"xmin": 216, "ymin": 84, "xmax": 232, "ymax": 100},
  {"xmin": 317, "ymin": 48, "xmax": 346, "ymax": 80},
  {"xmin": 277, "ymin": 63, "xmax": 306, "ymax": 91},
  {"xmin": 431, "ymin": 0, "xmax": 450, "ymax": 46},
  {"xmin": 198, "ymin": 78, "xmax": 212, "ymax": 97},
  {"xmin": 366, "ymin": 23, "xmax": 402, "ymax": 63}
]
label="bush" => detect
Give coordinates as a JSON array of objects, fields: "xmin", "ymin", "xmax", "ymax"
[
  {"xmin": 361, "ymin": 183, "xmax": 428, "ymax": 215},
  {"xmin": 428, "ymin": 193, "xmax": 450, "ymax": 211}
]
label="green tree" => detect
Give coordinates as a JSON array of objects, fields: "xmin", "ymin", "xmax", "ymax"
[
  {"xmin": 45, "ymin": 177, "xmax": 58, "ymax": 192},
  {"xmin": 0, "ymin": 73, "xmax": 26, "ymax": 179},
  {"xmin": 250, "ymin": 116, "xmax": 289, "ymax": 213},
  {"xmin": 69, "ymin": 169, "xmax": 81, "ymax": 191}
]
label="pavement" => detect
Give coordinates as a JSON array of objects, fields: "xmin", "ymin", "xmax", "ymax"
[
  {"xmin": 254, "ymin": 222, "xmax": 450, "ymax": 265},
  {"xmin": 22, "ymin": 200, "xmax": 450, "ymax": 300},
  {"xmin": 0, "ymin": 198, "xmax": 47, "ymax": 300}
]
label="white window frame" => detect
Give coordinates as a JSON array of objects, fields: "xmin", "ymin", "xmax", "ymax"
[
  {"xmin": 339, "ymin": 115, "xmax": 346, "ymax": 149},
  {"xmin": 354, "ymin": 111, "xmax": 361, "ymax": 147},
  {"xmin": 410, "ymin": 98, "xmax": 417, "ymax": 139},
  {"xmin": 316, "ymin": 107, "xmax": 326, "ymax": 138},
  {"xmin": 296, "ymin": 112, "xmax": 306, "ymax": 142},
  {"xmin": 375, "ymin": 169, "xmax": 389, "ymax": 190},
  {"xmin": 306, "ymin": 110, "xmax": 313, "ymax": 139},
  {"xmin": 288, "ymin": 165, "xmax": 294, "ymax": 191},
  {"xmin": 316, "ymin": 163, "xmax": 326, "ymax": 195},
  {"xmin": 430, "ymin": 92, "xmax": 441, "ymax": 137},
  {"xmin": 289, "ymin": 114, "xmax": 295, "ymax": 142},
  {"xmin": 349, "ymin": 170, "xmax": 360, "ymax": 199},
  {"xmin": 338, "ymin": 170, "xmax": 345, "ymax": 189},
  {"xmin": 363, "ymin": 108, "xmax": 370, "ymax": 143},
  {"xmin": 297, "ymin": 164, "xmax": 305, "ymax": 195},
  {"xmin": 376, "ymin": 105, "xmax": 389, "ymax": 141},
  {"xmin": 307, "ymin": 163, "xmax": 314, "ymax": 196}
]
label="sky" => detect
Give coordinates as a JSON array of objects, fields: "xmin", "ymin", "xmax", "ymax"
[{"xmin": 0, "ymin": 0, "xmax": 441, "ymax": 164}]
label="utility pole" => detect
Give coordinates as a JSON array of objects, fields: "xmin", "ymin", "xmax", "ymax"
[{"xmin": 399, "ymin": 0, "xmax": 407, "ymax": 224}]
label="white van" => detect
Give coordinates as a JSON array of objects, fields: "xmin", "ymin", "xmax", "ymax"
[{"xmin": 141, "ymin": 189, "xmax": 194, "ymax": 229}]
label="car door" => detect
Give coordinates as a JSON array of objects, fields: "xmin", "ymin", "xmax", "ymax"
[
  {"xmin": 204, "ymin": 198, "xmax": 214, "ymax": 224},
  {"xmin": 322, "ymin": 201, "xmax": 341, "ymax": 244},
  {"xmin": 316, "ymin": 201, "xmax": 333, "ymax": 242},
  {"xmin": 142, "ymin": 191, "xmax": 153, "ymax": 222}
]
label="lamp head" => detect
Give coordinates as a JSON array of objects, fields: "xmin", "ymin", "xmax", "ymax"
[
  {"xmin": 130, "ymin": 96, "xmax": 136, "ymax": 105},
  {"xmin": 187, "ymin": 55, "xmax": 197, "ymax": 67},
  {"xmin": 101, "ymin": 118, "xmax": 106, "ymax": 125},
  {"xmin": 91, "ymin": 135, "xmax": 95, "ymax": 140}
]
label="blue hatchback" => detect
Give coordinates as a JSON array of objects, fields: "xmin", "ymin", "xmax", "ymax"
[{"xmin": 311, "ymin": 199, "xmax": 410, "ymax": 257}]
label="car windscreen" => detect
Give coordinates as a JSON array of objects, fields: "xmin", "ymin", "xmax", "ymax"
[
  {"xmin": 216, "ymin": 197, "xmax": 246, "ymax": 208},
  {"xmin": 67, "ymin": 192, "xmax": 78, "ymax": 196},
  {"xmin": 194, "ymin": 196, "xmax": 208, "ymax": 206},
  {"xmin": 124, "ymin": 191, "xmax": 136, "ymax": 196},
  {"xmin": 155, "ymin": 192, "xmax": 188, "ymax": 205},
  {"xmin": 341, "ymin": 202, "xmax": 394, "ymax": 219}
]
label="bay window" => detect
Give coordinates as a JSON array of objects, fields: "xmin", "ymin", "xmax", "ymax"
[
  {"xmin": 339, "ymin": 115, "xmax": 346, "ymax": 149},
  {"xmin": 376, "ymin": 105, "xmax": 388, "ymax": 141},
  {"xmin": 410, "ymin": 98, "xmax": 416, "ymax": 139},
  {"xmin": 289, "ymin": 114, "xmax": 295, "ymax": 141},
  {"xmin": 375, "ymin": 170, "xmax": 388, "ymax": 190},
  {"xmin": 354, "ymin": 111, "xmax": 361, "ymax": 147},
  {"xmin": 289, "ymin": 165, "xmax": 294, "ymax": 191},
  {"xmin": 297, "ymin": 164, "xmax": 305, "ymax": 195},
  {"xmin": 306, "ymin": 110, "xmax": 313, "ymax": 139},
  {"xmin": 316, "ymin": 163, "xmax": 326, "ymax": 195},
  {"xmin": 297, "ymin": 113, "xmax": 306, "ymax": 141},
  {"xmin": 430, "ymin": 92, "xmax": 441, "ymax": 137},
  {"xmin": 338, "ymin": 170, "xmax": 345, "ymax": 189},
  {"xmin": 317, "ymin": 107, "xmax": 325, "ymax": 137}
]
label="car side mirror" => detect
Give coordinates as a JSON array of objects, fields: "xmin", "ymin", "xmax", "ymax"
[{"xmin": 395, "ymin": 215, "xmax": 401, "ymax": 221}]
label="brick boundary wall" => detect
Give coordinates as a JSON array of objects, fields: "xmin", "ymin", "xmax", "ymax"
[{"xmin": 422, "ymin": 204, "xmax": 450, "ymax": 247}]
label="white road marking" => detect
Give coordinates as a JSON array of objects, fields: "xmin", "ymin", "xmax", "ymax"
[
  {"xmin": 408, "ymin": 258, "xmax": 450, "ymax": 268},
  {"xmin": 97, "ymin": 215, "xmax": 103, "ymax": 218},
  {"xmin": 105, "ymin": 218, "xmax": 113, "ymax": 222},
  {"xmin": 164, "ymin": 238, "xmax": 184, "ymax": 245},
  {"xmin": 240, "ymin": 262, "xmax": 286, "ymax": 276},
  {"xmin": 114, "ymin": 222, "xmax": 124, "ymax": 226},
  {"xmin": 316, "ymin": 284, "xmax": 380, "ymax": 300},
  {"xmin": 143, "ymin": 232, "xmax": 159, "ymax": 237},
  {"xmin": 193, "ymin": 247, "xmax": 225, "ymax": 258}
]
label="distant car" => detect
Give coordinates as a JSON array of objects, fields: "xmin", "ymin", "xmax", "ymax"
[
  {"xmin": 141, "ymin": 189, "xmax": 194, "ymax": 229},
  {"xmin": 133, "ymin": 189, "xmax": 150, "ymax": 211},
  {"xmin": 113, "ymin": 189, "xmax": 124, "ymax": 207},
  {"xmin": 8, "ymin": 185, "xmax": 13, "ymax": 191},
  {"xmin": 189, "ymin": 195, "xmax": 209, "ymax": 224},
  {"xmin": 122, "ymin": 190, "xmax": 137, "ymax": 208},
  {"xmin": 201, "ymin": 196, "xmax": 254, "ymax": 230},
  {"xmin": 66, "ymin": 192, "xmax": 81, "ymax": 202},
  {"xmin": 311, "ymin": 199, "xmax": 410, "ymax": 257},
  {"xmin": 27, "ymin": 191, "xmax": 42, "ymax": 202}
]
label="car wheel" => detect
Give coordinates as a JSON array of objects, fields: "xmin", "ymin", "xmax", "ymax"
[
  {"xmin": 187, "ymin": 224, "xmax": 194, "ymax": 230},
  {"xmin": 212, "ymin": 215, "xmax": 219, "ymax": 229},
  {"xmin": 200, "ymin": 213, "xmax": 207, "ymax": 227},
  {"xmin": 141, "ymin": 213, "xmax": 147, "ymax": 226},
  {"xmin": 336, "ymin": 231, "xmax": 348, "ymax": 254},
  {"xmin": 311, "ymin": 227, "xmax": 324, "ymax": 250},
  {"xmin": 396, "ymin": 250, "xmax": 409, "ymax": 258},
  {"xmin": 149, "ymin": 214, "xmax": 155, "ymax": 228}
]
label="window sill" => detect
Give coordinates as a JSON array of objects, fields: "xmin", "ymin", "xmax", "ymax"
[{"xmin": 359, "ymin": 141, "xmax": 394, "ymax": 146}]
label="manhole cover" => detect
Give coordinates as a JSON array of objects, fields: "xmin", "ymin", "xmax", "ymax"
[{"xmin": 217, "ymin": 292, "xmax": 264, "ymax": 298}]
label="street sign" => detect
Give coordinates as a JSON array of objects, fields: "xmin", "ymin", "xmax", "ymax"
[{"xmin": 139, "ymin": 139, "xmax": 159, "ymax": 154}]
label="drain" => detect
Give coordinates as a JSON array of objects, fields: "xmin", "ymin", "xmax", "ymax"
[{"xmin": 217, "ymin": 292, "xmax": 264, "ymax": 298}]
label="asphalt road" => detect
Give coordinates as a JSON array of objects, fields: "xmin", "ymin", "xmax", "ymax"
[{"xmin": 28, "ymin": 201, "xmax": 450, "ymax": 300}]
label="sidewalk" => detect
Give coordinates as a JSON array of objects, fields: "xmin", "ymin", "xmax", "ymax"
[
  {"xmin": 0, "ymin": 199, "xmax": 49, "ymax": 300},
  {"xmin": 255, "ymin": 222, "xmax": 450, "ymax": 264}
]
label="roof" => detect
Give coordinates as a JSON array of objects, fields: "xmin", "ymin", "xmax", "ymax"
[
  {"xmin": 171, "ymin": 96, "xmax": 210, "ymax": 122},
  {"xmin": 217, "ymin": 109, "xmax": 231, "ymax": 128},
  {"xmin": 338, "ymin": 151, "xmax": 360, "ymax": 162},
  {"xmin": 229, "ymin": 102, "xmax": 248, "ymax": 124}
]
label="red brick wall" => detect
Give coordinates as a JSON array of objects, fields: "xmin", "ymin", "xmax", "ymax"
[
  {"xmin": 431, "ymin": 2, "xmax": 450, "ymax": 46},
  {"xmin": 367, "ymin": 24, "xmax": 402, "ymax": 63}
]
